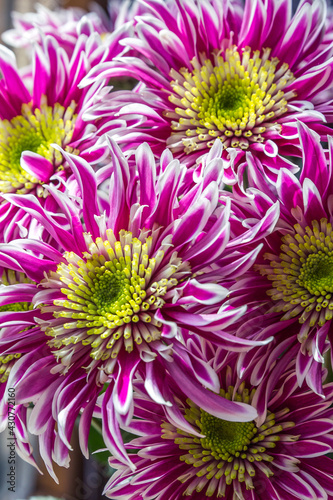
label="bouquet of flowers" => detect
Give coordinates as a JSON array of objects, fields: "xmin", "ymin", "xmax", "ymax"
[{"xmin": 1, "ymin": 0, "xmax": 333, "ymax": 498}]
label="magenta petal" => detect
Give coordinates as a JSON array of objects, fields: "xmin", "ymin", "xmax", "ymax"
[
  {"xmin": 298, "ymin": 122, "xmax": 327, "ymax": 192},
  {"xmin": 172, "ymin": 342, "xmax": 220, "ymax": 393},
  {"xmin": 28, "ymin": 379, "xmax": 60, "ymax": 435},
  {"xmin": 284, "ymin": 439, "xmax": 332, "ymax": 458},
  {"xmin": 177, "ymin": 279, "xmax": 229, "ymax": 305},
  {"xmin": 136, "ymin": 142, "xmax": 157, "ymax": 211},
  {"xmin": 79, "ymin": 396, "xmax": 98, "ymax": 459},
  {"xmin": 298, "ymin": 470, "xmax": 327, "ymax": 500},
  {"xmin": 276, "ymin": 168, "xmax": 303, "ymax": 214},
  {"xmin": 227, "ymin": 202, "xmax": 280, "ymax": 248},
  {"xmin": 126, "ymin": 420, "xmax": 161, "ymax": 438},
  {"xmin": 102, "ymin": 384, "xmax": 136, "ymax": 470},
  {"xmin": 164, "ymin": 398, "xmax": 204, "ymax": 438},
  {"xmin": 130, "ymin": 457, "xmax": 179, "ymax": 485},
  {"xmin": 143, "ymin": 466, "xmax": 184, "ymax": 497},
  {"xmin": 278, "ymin": 470, "xmax": 318, "ymax": 499},
  {"xmin": 39, "ymin": 425, "xmax": 58, "ymax": 483},
  {"xmin": 113, "ymin": 354, "xmax": 140, "ymax": 416},
  {"xmin": 10, "ymin": 357, "xmax": 56, "ymax": 402},
  {"xmin": 43, "ymin": 183, "xmax": 86, "ymax": 252},
  {"xmin": 302, "ymin": 458, "xmax": 333, "ymax": 495},
  {"xmin": 144, "ymin": 360, "xmax": 172, "ymax": 407},
  {"xmin": 303, "ymin": 178, "xmax": 327, "ymax": 222},
  {"xmin": 0, "ymin": 45, "xmax": 30, "ymax": 110},
  {"xmin": 56, "ymin": 148, "xmax": 100, "ymax": 239},
  {"xmin": 292, "ymin": 419, "xmax": 333, "ymax": 439},
  {"xmin": 57, "ymin": 383, "xmax": 93, "ymax": 449},
  {"xmin": 1, "ymin": 194, "xmax": 80, "ymax": 253},
  {"xmin": 166, "ymin": 355, "xmax": 258, "ymax": 422},
  {"xmin": 20, "ymin": 151, "xmax": 54, "ymax": 182},
  {"xmin": 107, "ymin": 137, "xmax": 130, "ymax": 235}
]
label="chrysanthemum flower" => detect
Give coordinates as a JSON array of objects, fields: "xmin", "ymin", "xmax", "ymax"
[
  {"xmin": 105, "ymin": 348, "xmax": 333, "ymax": 500},
  {"xmin": 0, "ymin": 28, "xmax": 123, "ymax": 241},
  {"xmin": 0, "ymin": 140, "xmax": 274, "ymax": 472},
  {"xmin": 225, "ymin": 122, "xmax": 333, "ymax": 397},
  {"xmin": 83, "ymin": 0, "xmax": 333, "ymax": 176}
]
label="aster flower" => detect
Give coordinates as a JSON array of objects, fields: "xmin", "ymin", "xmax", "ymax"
[
  {"xmin": 83, "ymin": 0, "xmax": 333, "ymax": 180},
  {"xmin": 0, "ymin": 140, "xmax": 274, "ymax": 473},
  {"xmin": 221, "ymin": 122, "xmax": 333, "ymax": 398},
  {"xmin": 105, "ymin": 345, "xmax": 333, "ymax": 500},
  {"xmin": 0, "ymin": 27, "xmax": 126, "ymax": 241}
]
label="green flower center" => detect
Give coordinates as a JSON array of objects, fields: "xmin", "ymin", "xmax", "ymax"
[
  {"xmin": 161, "ymin": 383, "xmax": 296, "ymax": 496},
  {"xmin": 93, "ymin": 270, "xmax": 124, "ymax": 306},
  {"xmin": 44, "ymin": 229, "xmax": 189, "ymax": 370},
  {"xmin": 198, "ymin": 76, "xmax": 265, "ymax": 125},
  {"xmin": 167, "ymin": 46, "xmax": 295, "ymax": 153},
  {"xmin": 299, "ymin": 252, "xmax": 333, "ymax": 295},
  {"xmin": 0, "ymin": 99, "xmax": 77, "ymax": 194},
  {"xmin": 259, "ymin": 218, "xmax": 333, "ymax": 336},
  {"xmin": 214, "ymin": 84, "xmax": 245, "ymax": 111},
  {"xmin": 200, "ymin": 412, "xmax": 257, "ymax": 460}
]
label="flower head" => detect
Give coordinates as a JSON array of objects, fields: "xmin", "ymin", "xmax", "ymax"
[
  {"xmin": 105, "ymin": 348, "xmax": 333, "ymax": 500},
  {"xmin": 0, "ymin": 30, "xmax": 119, "ymax": 241},
  {"xmin": 227, "ymin": 122, "xmax": 333, "ymax": 396},
  {"xmin": 0, "ymin": 140, "xmax": 272, "ymax": 473},
  {"xmin": 84, "ymin": 0, "xmax": 333, "ymax": 178}
]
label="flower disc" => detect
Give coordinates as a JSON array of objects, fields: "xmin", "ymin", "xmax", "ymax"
[
  {"xmin": 44, "ymin": 229, "xmax": 190, "ymax": 370},
  {"xmin": 167, "ymin": 46, "xmax": 295, "ymax": 153}
]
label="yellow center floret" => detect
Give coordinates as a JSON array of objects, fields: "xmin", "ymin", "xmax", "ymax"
[
  {"xmin": 44, "ymin": 229, "xmax": 188, "ymax": 370},
  {"xmin": 259, "ymin": 218, "xmax": 333, "ymax": 337},
  {"xmin": 167, "ymin": 46, "xmax": 295, "ymax": 154},
  {"xmin": 0, "ymin": 98, "xmax": 77, "ymax": 194},
  {"xmin": 162, "ymin": 383, "xmax": 295, "ymax": 496}
]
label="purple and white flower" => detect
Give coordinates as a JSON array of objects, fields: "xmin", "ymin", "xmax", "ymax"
[
  {"xmin": 0, "ymin": 27, "xmax": 126, "ymax": 241},
  {"xmin": 83, "ymin": 0, "xmax": 333, "ymax": 180},
  {"xmin": 0, "ymin": 140, "xmax": 273, "ymax": 473},
  {"xmin": 105, "ymin": 345, "xmax": 333, "ymax": 500}
]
